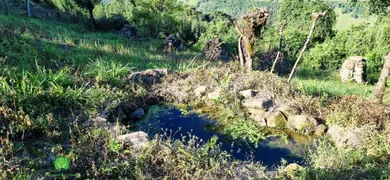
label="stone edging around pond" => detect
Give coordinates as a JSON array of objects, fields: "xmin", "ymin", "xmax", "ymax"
[{"xmin": 84, "ymin": 69, "xmax": 376, "ymax": 153}]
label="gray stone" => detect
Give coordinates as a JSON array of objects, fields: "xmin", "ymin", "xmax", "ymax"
[
  {"xmin": 340, "ymin": 56, "xmax": 367, "ymax": 83},
  {"xmin": 248, "ymin": 108, "xmax": 267, "ymax": 126},
  {"xmin": 117, "ymin": 104, "xmax": 128, "ymax": 120},
  {"xmin": 287, "ymin": 115, "xmax": 317, "ymax": 133},
  {"xmin": 194, "ymin": 86, "xmax": 208, "ymax": 98},
  {"xmin": 207, "ymin": 89, "xmax": 221, "ymax": 100},
  {"xmin": 314, "ymin": 124, "xmax": 327, "ymax": 136},
  {"xmin": 202, "ymin": 38, "xmax": 229, "ymax": 61},
  {"xmin": 239, "ymin": 89, "xmax": 257, "ymax": 99},
  {"xmin": 129, "ymin": 108, "xmax": 145, "ymax": 120},
  {"xmin": 128, "ymin": 69, "xmax": 171, "ymax": 86},
  {"xmin": 266, "ymin": 111, "xmax": 287, "ymax": 128},
  {"xmin": 242, "ymin": 98, "xmax": 273, "ymax": 110},
  {"xmin": 327, "ymin": 125, "xmax": 367, "ymax": 149},
  {"xmin": 82, "ymin": 116, "xmax": 107, "ymax": 127},
  {"xmin": 117, "ymin": 131, "xmax": 149, "ymax": 150},
  {"xmin": 285, "ymin": 163, "xmax": 302, "ymax": 172}
]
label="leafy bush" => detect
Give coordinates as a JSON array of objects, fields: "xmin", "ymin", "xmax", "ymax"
[{"xmin": 302, "ymin": 17, "xmax": 390, "ymax": 73}]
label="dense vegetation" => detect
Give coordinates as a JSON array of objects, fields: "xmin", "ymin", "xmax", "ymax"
[{"xmin": 0, "ymin": 0, "xmax": 389, "ymax": 179}]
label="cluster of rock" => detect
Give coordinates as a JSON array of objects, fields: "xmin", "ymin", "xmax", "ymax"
[
  {"xmin": 121, "ymin": 24, "xmax": 140, "ymax": 39},
  {"xmin": 82, "ymin": 109, "xmax": 149, "ymax": 151},
  {"xmin": 202, "ymin": 38, "xmax": 229, "ymax": 61},
  {"xmin": 127, "ymin": 69, "xmax": 172, "ymax": 87},
  {"xmin": 163, "ymin": 34, "xmax": 185, "ymax": 53},
  {"xmin": 239, "ymin": 89, "xmax": 327, "ymax": 136},
  {"xmin": 340, "ymin": 56, "xmax": 367, "ymax": 83},
  {"xmin": 256, "ymin": 48, "xmax": 290, "ymax": 74},
  {"xmin": 194, "ymin": 86, "xmax": 327, "ymax": 136}
]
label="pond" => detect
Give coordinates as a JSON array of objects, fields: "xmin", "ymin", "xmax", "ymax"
[{"xmin": 137, "ymin": 105, "xmax": 310, "ymax": 167}]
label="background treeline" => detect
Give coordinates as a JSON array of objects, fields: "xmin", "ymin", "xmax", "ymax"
[{"xmin": 11, "ymin": 0, "xmax": 390, "ymax": 78}]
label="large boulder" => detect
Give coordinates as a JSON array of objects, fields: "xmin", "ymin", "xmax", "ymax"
[
  {"xmin": 266, "ymin": 110, "xmax": 287, "ymax": 128},
  {"xmin": 287, "ymin": 115, "xmax": 317, "ymax": 134},
  {"xmin": 242, "ymin": 98, "xmax": 273, "ymax": 111},
  {"xmin": 117, "ymin": 131, "xmax": 149, "ymax": 150},
  {"xmin": 202, "ymin": 38, "xmax": 229, "ymax": 61},
  {"xmin": 327, "ymin": 125, "xmax": 370, "ymax": 149},
  {"xmin": 128, "ymin": 69, "xmax": 171, "ymax": 87},
  {"xmin": 340, "ymin": 56, "xmax": 367, "ymax": 83}
]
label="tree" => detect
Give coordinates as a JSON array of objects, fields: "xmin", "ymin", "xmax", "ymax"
[
  {"xmin": 288, "ymin": 11, "xmax": 327, "ymax": 83},
  {"xmin": 73, "ymin": 0, "xmax": 101, "ymax": 27},
  {"xmin": 270, "ymin": 21, "xmax": 286, "ymax": 74},
  {"xmin": 73, "ymin": 0, "xmax": 135, "ymax": 28},
  {"xmin": 374, "ymin": 53, "xmax": 390, "ymax": 103},
  {"xmin": 3, "ymin": 0, "xmax": 9, "ymax": 14},
  {"xmin": 352, "ymin": 0, "xmax": 390, "ymax": 103},
  {"xmin": 235, "ymin": 8, "xmax": 269, "ymax": 71},
  {"xmin": 25, "ymin": 0, "xmax": 30, "ymax": 17}
]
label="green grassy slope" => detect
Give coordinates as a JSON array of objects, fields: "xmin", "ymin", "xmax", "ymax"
[{"xmin": 334, "ymin": 7, "xmax": 377, "ymax": 30}]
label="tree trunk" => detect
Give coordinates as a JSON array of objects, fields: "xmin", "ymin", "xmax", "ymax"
[
  {"xmin": 88, "ymin": 8, "xmax": 96, "ymax": 28},
  {"xmin": 374, "ymin": 52, "xmax": 390, "ymax": 104},
  {"xmin": 238, "ymin": 36, "xmax": 245, "ymax": 69},
  {"xmin": 3, "ymin": 0, "xmax": 8, "ymax": 15},
  {"xmin": 271, "ymin": 22, "xmax": 286, "ymax": 74},
  {"xmin": 25, "ymin": 0, "xmax": 30, "ymax": 17},
  {"xmin": 287, "ymin": 19, "xmax": 318, "ymax": 83}
]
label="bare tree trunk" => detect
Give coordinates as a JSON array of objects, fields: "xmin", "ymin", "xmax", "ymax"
[
  {"xmin": 288, "ymin": 20, "xmax": 318, "ymax": 83},
  {"xmin": 3, "ymin": 0, "xmax": 8, "ymax": 15},
  {"xmin": 271, "ymin": 22, "xmax": 286, "ymax": 74},
  {"xmin": 374, "ymin": 52, "xmax": 390, "ymax": 104},
  {"xmin": 88, "ymin": 8, "xmax": 97, "ymax": 28},
  {"xmin": 238, "ymin": 36, "xmax": 245, "ymax": 69},
  {"xmin": 25, "ymin": 0, "xmax": 30, "ymax": 17}
]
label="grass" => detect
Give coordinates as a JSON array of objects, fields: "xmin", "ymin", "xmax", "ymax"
[
  {"xmin": 334, "ymin": 7, "xmax": 377, "ymax": 31},
  {"xmin": 292, "ymin": 68, "xmax": 390, "ymax": 104},
  {"xmin": 1, "ymin": 10, "xmax": 390, "ymax": 179}
]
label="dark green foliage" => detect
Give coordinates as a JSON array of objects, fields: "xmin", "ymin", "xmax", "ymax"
[{"xmin": 302, "ymin": 17, "xmax": 390, "ymax": 74}]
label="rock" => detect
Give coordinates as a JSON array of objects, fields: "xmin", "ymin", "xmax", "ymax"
[
  {"xmin": 129, "ymin": 108, "xmax": 145, "ymax": 120},
  {"xmin": 117, "ymin": 104, "xmax": 128, "ymax": 120},
  {"xmin": 194, "ymin": 86, "xmax": 208, "ymax": 98},
  {"xmin": 287, "ymin": 115, "xmax": 317, "ymax": 133},
  {"xmin": 327, "ymin": 125, "xmax": 368, "ymax": 149},
  {"xmin": 207, "ymin": 89, "xmax": 221, "ymax": 100},
  {"xmin": 248, "ymin": 108, "xmax": 267, "ymax": 126},
  {"xmin": 256, "ymin": 48, "xmax": 290, "ymax": 74},
  {"xmin": 314, "ymin": 124, "xmax": 327, "ymax": 136},
  {"xmin": 128, "ymin": 69, "xmax": 171, "ymax": 86},
  {"xmin": 163, "ymin": 34, "xmax": 185, "ymax": 53},
  {"xmin": 117, "ymin": 131, "xmax": 149, "ymax": 150},
  {"xmin": 266, "ymin": 111, "xmax": 287, "ymax": 128},
  {"xmin": 202, "ymin": 38, "xmax": 229, "ymax": 61},
  {"xmin": 285, "ymin": 163, "xmax": 302, "ymax": 172},
  {"xmin": 239, "ymin": 89, "xmax": 257, "ymax": 99},
  {"xmin": 277, "ymin": 105, "xmax": 301, "ymax": 117},
  {"xmin": 242, "ymin": 98, "xmax": 273, "ymax": 110},
  {"xmin": 340, "ymin": 56, "xmax": 367, "ymax": 83},
  {"xmin": 121, "ymin": 24, "xmax": 140, "ymax": 39}
]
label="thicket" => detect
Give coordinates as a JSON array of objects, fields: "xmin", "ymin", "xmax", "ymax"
[{"xmin": 302, "ymin": 16, "xmax": 390, "ymax": 74}]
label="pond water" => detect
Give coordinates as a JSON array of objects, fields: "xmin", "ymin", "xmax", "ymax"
[{"xmin": 137, "ymin": 105, "xmax": 310, "ymax": 167}]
